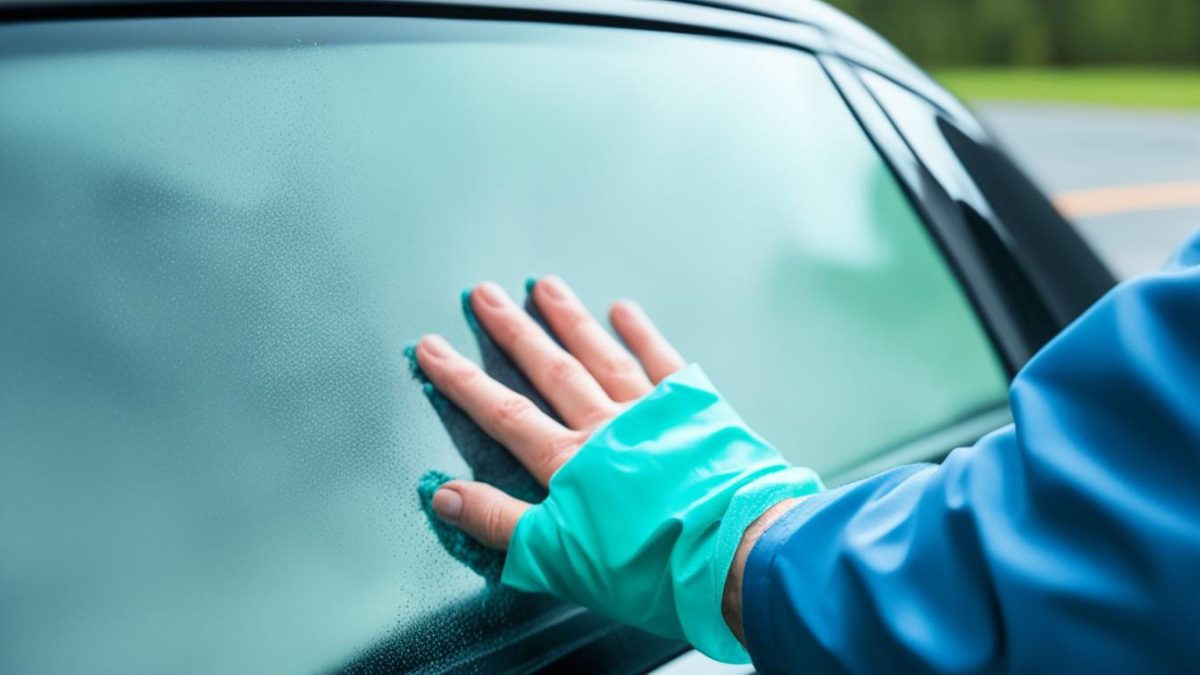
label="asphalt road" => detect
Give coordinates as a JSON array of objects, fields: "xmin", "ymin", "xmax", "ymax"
[{"xmin": 974, "ymin": 103, "xmax": 1200, "ymax": 279}]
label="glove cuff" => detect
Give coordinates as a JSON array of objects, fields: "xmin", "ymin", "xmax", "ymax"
[{"xmin": 683, "ymin": 465, "xmax": 823, "ymax": 663}]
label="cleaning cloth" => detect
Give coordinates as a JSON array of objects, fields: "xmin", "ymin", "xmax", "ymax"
[
  {"xmin": 410, "ymin": 282, "xmax": 556, "ymax": 582},
  {"xmin": 500, "ymin": 364, "xmax": 823, "ymax": 663}
]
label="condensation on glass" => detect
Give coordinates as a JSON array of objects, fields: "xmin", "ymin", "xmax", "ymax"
[{"xmin": 0, "ymin": 17, "xmax": 1007, "ymax": 673}]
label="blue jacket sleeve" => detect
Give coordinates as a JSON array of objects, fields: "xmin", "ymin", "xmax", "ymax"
[{"xmin": 743, "ymin": 230, "xmax": 1200, "ymax": 674}]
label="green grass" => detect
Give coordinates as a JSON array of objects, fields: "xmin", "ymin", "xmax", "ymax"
[{"xmin": 932, "ymin": 68, "xmax": 1200, "ymax": 110}]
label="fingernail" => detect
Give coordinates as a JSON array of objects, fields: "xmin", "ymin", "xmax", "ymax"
[
  {"xmin": 476, "ymin": 282, "xmax": 506, "ymax": 309},
  {"xmin": 421, "ymin": 335, "xmax": 449, "ymax": 358},
  {"xmin": 611, "ymin": 300, "xmax": 640, "ymax": 320},
  {"xmin": 540, "ymin": 275, "xmax": 567, "ymax": 301},
  {"xmin": 432, "ymin": 488, "xmax": 462, "ymax": 522}
]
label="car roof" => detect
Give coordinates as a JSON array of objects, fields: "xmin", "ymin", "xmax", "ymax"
[
  {"xmin": 688, "ymin": 0, "xmax": 939, "ymax": 98},
  {"xmin": 0, "ymin": 0, "xmax": 964, "ymax": 127},
  {"xmin": 0, "ymin": 0, "xmax": 902, "ymax": 63},
  {"xmin": 687, "ymin": 0, "xmax": 910, "ymax": 62}
]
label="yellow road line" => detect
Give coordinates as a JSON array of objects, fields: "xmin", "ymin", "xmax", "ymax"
[{"xmin": 1054, "ymin": 181, "xmax": 1200, "ymax": 219}]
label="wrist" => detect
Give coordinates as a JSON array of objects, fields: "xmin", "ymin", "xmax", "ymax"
[{"xmin": 722, "ymin": 497, "xmax": 805, "ymax": 646}]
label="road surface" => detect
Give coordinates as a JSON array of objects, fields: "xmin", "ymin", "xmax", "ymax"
[{"xmin": 973, "ymin": 103, "xmax": 1200, "ymax": 279}]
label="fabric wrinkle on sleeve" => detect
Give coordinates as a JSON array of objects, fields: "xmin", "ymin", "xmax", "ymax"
[{"xmin": 743, "ymin": 465, "xmax": 938, "ymax": 675}]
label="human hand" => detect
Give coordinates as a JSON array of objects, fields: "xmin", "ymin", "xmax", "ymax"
[{"xmin": 415, "ymin": 275, "xmax": 686, "ymax": 548}]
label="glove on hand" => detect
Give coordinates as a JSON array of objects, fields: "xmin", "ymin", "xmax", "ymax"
[{"xmin": 502, "ymin": 364, "xmax": 822, "ymax": 662}]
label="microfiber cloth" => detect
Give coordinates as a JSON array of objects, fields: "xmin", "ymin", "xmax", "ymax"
[{"xmin": 410, "ymin": 279, "xmax": 557, "ymax": 582}]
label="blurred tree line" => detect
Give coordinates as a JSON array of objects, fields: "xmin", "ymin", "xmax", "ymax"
[{"xmin": 827, "ymin": 0, "xmax": 1200, "ymax": 66}]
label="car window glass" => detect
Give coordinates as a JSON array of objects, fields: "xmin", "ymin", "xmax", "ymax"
[{"xmin": 0, "ymin": 17, "xmax": 1008, "ymax": 673}]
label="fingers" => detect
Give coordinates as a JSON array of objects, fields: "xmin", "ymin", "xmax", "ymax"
[
  {"xmin": 531, "ymin": 276, "xmax": 653, "ymax": 402},
  {"xmin": 432, "ymin": 480, "xmax": 530, "ymax": 551},
  {"xmin": 470, "ymin": 282, "xmax": 617, "ymax": 429},
  {"xmin": 416, "ymin": 335, "xmax": 580, "ymax": 483},
  {"xmin": 609, "ymin": 300, "xmax": 686, "ymax": 384}
]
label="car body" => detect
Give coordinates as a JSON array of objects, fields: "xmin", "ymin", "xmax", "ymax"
[{"xmin": 0, "ymin": 0, "xmax": 1114, "ymax": 673}]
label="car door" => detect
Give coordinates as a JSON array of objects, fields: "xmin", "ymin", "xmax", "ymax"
[{"xmin": 2, "ymin": 7, "xmax": 1059, "ymax": 673}]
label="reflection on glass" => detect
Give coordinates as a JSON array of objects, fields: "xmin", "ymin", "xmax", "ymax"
[{"xmin": 0, "ymin": 17, "xmax": 1007, "ymax": 673}]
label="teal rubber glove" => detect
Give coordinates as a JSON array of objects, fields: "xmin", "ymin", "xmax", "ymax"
[{"xmin": 501, "ymin": 364, "xmax": 823, "ymax": 663}]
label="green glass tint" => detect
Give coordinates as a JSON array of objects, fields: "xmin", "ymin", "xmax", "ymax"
[{"xmin": 0, "ymin": 17, "xmax": 1007, "ymax": 673}]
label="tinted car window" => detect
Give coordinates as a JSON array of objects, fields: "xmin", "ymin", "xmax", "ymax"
[
  {"xmin": 0, "ymin": 17, "xmax": 1007, "ymax": 673},
  {"xmin": 860, "ymin": 68, "xmax": 1114, "ymax": 335}
]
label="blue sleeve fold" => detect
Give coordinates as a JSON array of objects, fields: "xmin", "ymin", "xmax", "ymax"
[{"xmin": 743, "ymin": 230, "xmax": 1200, "ymax": 674}]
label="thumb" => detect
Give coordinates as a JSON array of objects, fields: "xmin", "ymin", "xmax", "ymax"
[{"xmin": 432, "ymin": 480, "xmax": 531, "ymax": 551}]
